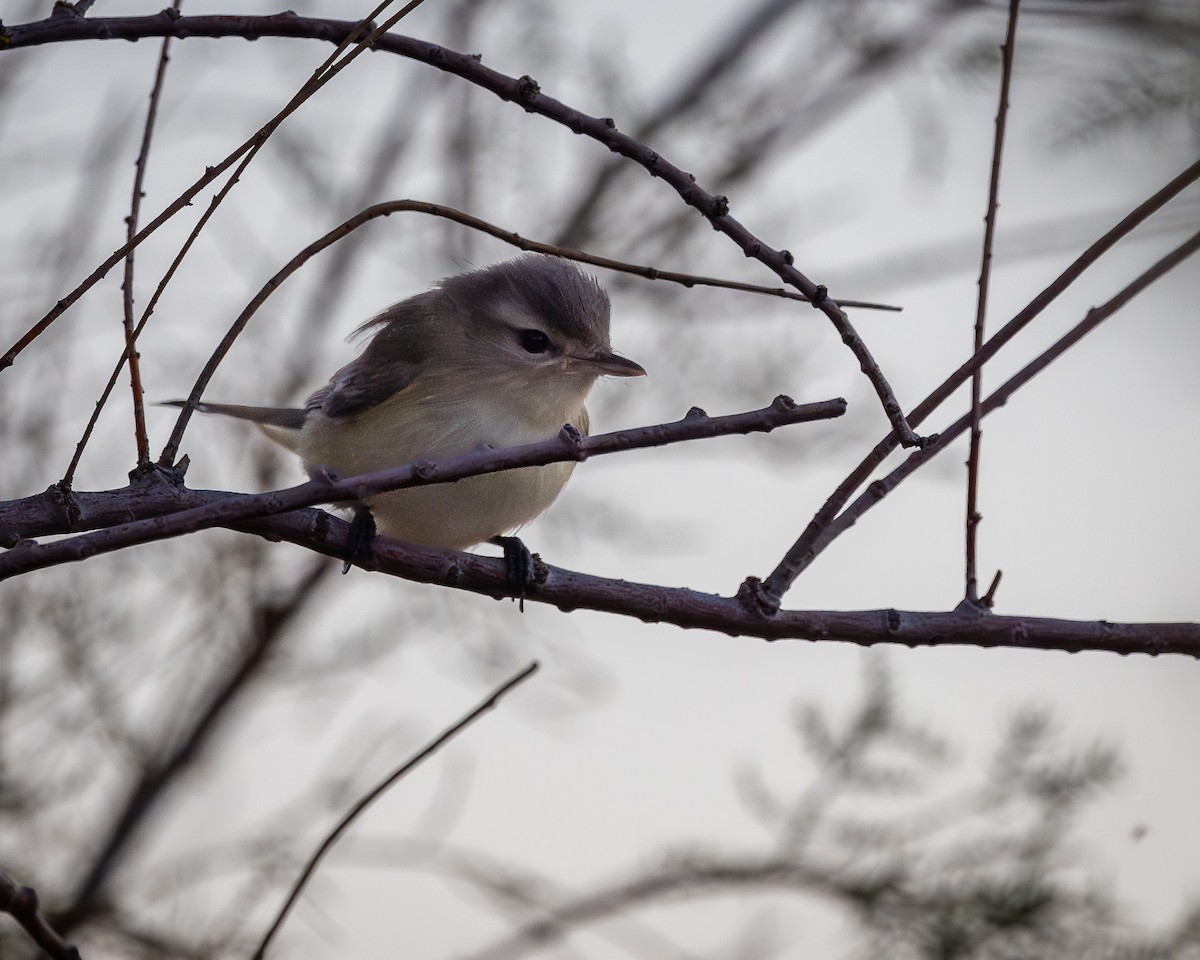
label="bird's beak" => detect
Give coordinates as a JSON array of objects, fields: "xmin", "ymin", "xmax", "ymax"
[{"xmin": 570, "ymin": 350, "xmax": 646, "ymax": 378}]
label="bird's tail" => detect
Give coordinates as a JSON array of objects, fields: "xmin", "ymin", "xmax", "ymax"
[{"xmin": 161, "ymin": 400, "xmax": 306, "ymax": 452}]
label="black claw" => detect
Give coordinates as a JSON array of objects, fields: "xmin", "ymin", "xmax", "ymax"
[
  {"xmin": 490, "ymin": 535, "xmax": 536, "ymax": 611},
  {"xmin": 343, "ymin": 507, "xmax": 376, "ymax": 574}
]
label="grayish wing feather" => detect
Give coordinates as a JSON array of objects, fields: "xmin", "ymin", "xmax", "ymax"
[{"xmin": 307, "ymin": 293, "xmax": 434, "ymax": 418}]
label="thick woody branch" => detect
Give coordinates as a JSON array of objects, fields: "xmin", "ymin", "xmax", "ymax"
[
  {"xmin": 0, "ymin": 12, "xmax": 921, "ymax": 447},
  {"xmin": 1, "ymin": 397, "xmax": 845, "ymax": 581},
  {"xmin": 1, "ymin": 481, "xmax": 1197, "ymax": 658}
]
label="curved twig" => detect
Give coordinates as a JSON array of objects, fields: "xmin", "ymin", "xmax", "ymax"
[
  {"xmin": 154, "ymin": 197, "xmax": 888, "ymax": 465},
  {"xmin": 250, "ymin": 662, "xmax": 539, "ymax": 960}
]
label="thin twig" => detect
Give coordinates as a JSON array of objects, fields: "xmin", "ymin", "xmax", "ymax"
[
  {"xmin": 250, "ymin": 662, "xmax": 539, "ymax": 960},
  {"xmin": 7, "ymin": 397, "xmax": 846, "ymax": 581},
  {"xmin": 155, "ymin": 197, "xmax": 890, "ymax": 465},
  {"xmin": 1, "ymin": 12, "xmax": 922, "ymax": 449},
  {"xmin": 779, "ymin": 228, "xmax": 1200, "ymax": 599},
  {"xmin": 120, "ymin": 3, "xmax": 183, "ymax": 468},
  {"xmin": 757, "ymin": 155, "xmax": 1200, "ymax": 607},
  {"xmin": 152, "ymin": 202, "xmax": 884, "ymax": 468},
  {"xmin": 966, "ymin": 0, "xmax": 1021, "ymax": 604},
  {"xmin": 62, "ymin": 3, "xmax": 182, "ymax": 487},
  {"xmin": 0, "ymin": 871, "xmax": 81, "ymax": 960}
]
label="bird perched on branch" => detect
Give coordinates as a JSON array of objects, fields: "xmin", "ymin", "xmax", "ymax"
[{"xmin": 171, "ymin": 254, "xmax": 645, "ymax": 585}]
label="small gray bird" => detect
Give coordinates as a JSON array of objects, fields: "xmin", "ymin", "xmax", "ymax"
[{"xmin": 180, "ymin": 254, "xmax": 645, "ymax": 551}]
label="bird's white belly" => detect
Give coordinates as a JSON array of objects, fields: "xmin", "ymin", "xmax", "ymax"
[{"xmin": 297, "ymin": 391, "xmax": 581, "ymax": 549}]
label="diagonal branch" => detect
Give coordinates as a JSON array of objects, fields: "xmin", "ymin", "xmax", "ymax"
[
  {"xmin": 757, "ymin": 155, "xmax": 1200, "ymax": 607},
  {"xmin": 764, "ymin": 227, "xmax": 1200, "ymax": 606},
  {"xmin": 0, "ymin": 2, "xmax": 419, "ymax": 374}
]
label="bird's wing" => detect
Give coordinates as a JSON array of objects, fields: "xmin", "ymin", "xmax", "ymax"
[
  {"xmin": 305, "ymin": 352, "xmax": 422, "ymax": 419},
  {"xmin": 306, "ymin": 297, "xmax": 432, "ymax": 419}
]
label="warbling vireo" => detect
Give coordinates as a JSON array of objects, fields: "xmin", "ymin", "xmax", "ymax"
[{"xmin": 179, "ymin": 254, "xmax": 645, "ymax": 550}]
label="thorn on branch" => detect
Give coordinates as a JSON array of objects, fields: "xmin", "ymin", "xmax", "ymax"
[
  {"xmin": 736, "ymin": 576, "xmax": 780, "ymax": 618},
  {"xmin": 557, "ymin": 421, "xmax": 586, "ymax": 456},
  {"xmin": 982, "ymin": 569, "xmax": 1003, "ymax": 608},
  {"xmin": 50, "ymin": 481, "xmax": 83, "ymax": 529},
  {"xmin": 516, "ymin": 74, "xmax": 540, "ymax": 108},
  {"xmin": 128, "ymin": 460, "xmax": 182, "ymax": 487},
  {"xmin": 952, "ymin": 595, "xmax": 992, "ymax": 616}
]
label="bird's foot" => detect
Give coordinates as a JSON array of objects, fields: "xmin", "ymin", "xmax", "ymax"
[
  {"xmin": 490, "ymin": 535, "xmax": 538, "ymax": 611},
  {"xmin": 343, "ymin": 507, "xmax": 376, "ymax": 574}
]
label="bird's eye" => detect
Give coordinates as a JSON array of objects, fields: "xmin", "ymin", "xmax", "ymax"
[{"xmin": 518, "ymin": 329, "xmax": 551, "ymax": 354}]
